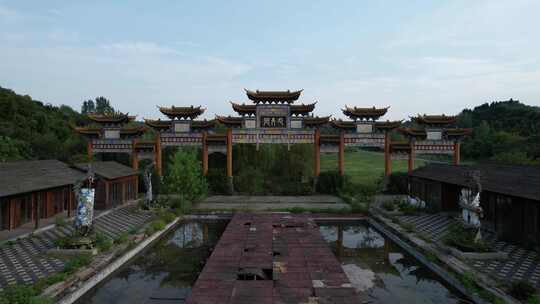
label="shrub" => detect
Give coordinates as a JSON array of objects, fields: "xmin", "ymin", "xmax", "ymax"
[
  {"xmin": 115, "ymin": 232, "xmax": 129, "ymax": 244},
  {"xmin": 54, "ymin": 216, "xmax": 67, "ymax": 227},
  {"xmin": 94, "ymin": 233, "xmax": 113, "ymax": 252},
  {"xmin": 63, "ymin": 255, "xmax": 91, "ymax": 274},
  {"xmin": 206, "ymin": 168, "xmax": 228, "ymax": 194},
  {"xmin": 151, "ymin": 220, "xmax": 166, "ymax": 231},
  {"xmin": 510, "ymin": 280, "xmax": 537, "ymax": 301},
  {"xmin": 316, "ymin": 171, "xmax": 345, "ymax": 194},
  {"xmin": 444, "ymin": 224, "xmax": 490, "ymax": 252},
  {"xmin": 385, "ymin": 172, "xmax": 409, "ymax": 194},
  {"xmin": 159, "ymin": 211, "xmax": 176, "ymax": 224},
  {"xmin": 163, "ymin": 149, "xmax": 207, "ymax": 201},
  {"xmin": 398, "ymin": 200, "xmax": 423, "ymax": 215}
]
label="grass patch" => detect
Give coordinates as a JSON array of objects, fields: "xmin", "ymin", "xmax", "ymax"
[
  {"xmin": 0, "ymin": 255, "xmax": 91, "ymax": 304},
  {"xmin": 458, "ymin": 271, "xmax": 505, "ymax": 303},
  {"xmin": 114, "ymin": 232, "xmax": 129, "ymax": 245},
  {"xmin": 94, "ymin": 233, "xmax": 113, "ymax": 252},
  {"xmin": 321, "ymin": 150, "xmax": 425, "ymax": 191},
  {"xmin": 54, "ymin": 216, "xmax": 67, "ymax": 227},
  {"xmin": 443, "ymin": 224, "xmax": 491, "ymax": 252}
]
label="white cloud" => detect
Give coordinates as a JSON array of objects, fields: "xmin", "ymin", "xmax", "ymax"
[{"xmin": 100, "ymin": 42, "xmax": 182, "ymax": 56}]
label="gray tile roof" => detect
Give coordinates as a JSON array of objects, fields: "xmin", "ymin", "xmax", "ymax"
[
  {"xmin": 0, "ymin": 160, "xmax": 86, "ymax": 198},
  {"xmin": 409, "ymin": 163, "xmax": 540, "ymax": 201},
  {"xmin": 74, "ymin": 161, "xmax": 137, "ymax": 180}
]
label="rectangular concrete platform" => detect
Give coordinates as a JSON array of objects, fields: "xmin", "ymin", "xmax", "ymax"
[{"xmin": 186, "ymin": 213, "xmax": 361, "ymax": 304}]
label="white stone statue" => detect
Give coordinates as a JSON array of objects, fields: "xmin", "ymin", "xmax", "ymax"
[
  {"xmin": 459, "ymin": 171, "xmax": 483, "ymax": 242},
  {"xmin": 74, "ymin": 166, "xmax": 95, "ymax": 236},
  {"xmin": 143, "ymin": 163, "xmax": 154, "ymax": 208}
]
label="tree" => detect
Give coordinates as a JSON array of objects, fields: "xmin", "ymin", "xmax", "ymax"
[
  {"xmin": 95, "ymin": 96, "xmax": 114, "ymax": 114},
  {"xmin": 163, "ymin": 148, "xmax": 207, "ymax": 202}
]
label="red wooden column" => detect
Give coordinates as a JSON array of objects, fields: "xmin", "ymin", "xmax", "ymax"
[
  {"xmin": 314, "ymin": 128, "xmax": 321, "ymax": 177},
  {"xmin": 384, "ymin": 131, "xmax": 392, "ymax": 176},
  {"xmin": 338, "ymin": 132, "xmax": 345, "ymax": 176},
  {"xmin": 202, "ymin": 131, "xmax": 209, "ymax": 176},
  {"xmin": 132, "ymin": 139, "xmax": 139, "ymax": 170},
  {"xmin": 9, "ymin": 199, "xmax": 15, "ymax": 230},
  {"xmin": 454, "ymin": 141, "xmax": 461, "ymax": 165},
  {"xmin": 226, "ymin": 128, "xmax": 233, "ymax": 193},
  {"xmin": 155, "ymin": 133, "xmax": 162, "ymax": 176},
  {"xmin": 226, "ymin": 128, "xmax": 233, "ymax": 178},
  {"xmin": 408, "ymin": 141, "xmax": 415, "ymax": 173},
  {"xmin": 87, "ymin": 141, "xmax": 93, "ymax": 161}
]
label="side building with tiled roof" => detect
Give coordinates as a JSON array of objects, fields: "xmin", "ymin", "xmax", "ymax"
[
  {"xmin": 0, "ymin": 160, "xmax": 85, "ymax": 230},
  {"xmin": 73, "ymin": 161, "xmax": 139, "ymax": 210},
  {"xmin": 408, "ymin": 163, "xmax": 540, "ymax": 247}
]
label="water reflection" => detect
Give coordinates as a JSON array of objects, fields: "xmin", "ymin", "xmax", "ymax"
[
  {"xmin": 319, "ymin": 222, "xmax": 467, "ymax": 304},
  {"xmin": 77, "ymin": 220, "xmax": 228, "ymax": 304}
]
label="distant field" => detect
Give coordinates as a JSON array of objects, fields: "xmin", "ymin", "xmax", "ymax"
[{"xmin": 320, "ymin": 149, "xmax": 425, "ymax": 189}]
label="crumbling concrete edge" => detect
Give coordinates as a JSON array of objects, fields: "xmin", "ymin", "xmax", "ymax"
[{"xmin": 57, "ymin": 217, "xmax": 181, "ymax": 304}]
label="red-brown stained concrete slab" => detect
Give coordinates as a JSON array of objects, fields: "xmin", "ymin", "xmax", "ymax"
[{"xmin": 186, "ymin": 213, "xmax": 362, "ymax": 304}]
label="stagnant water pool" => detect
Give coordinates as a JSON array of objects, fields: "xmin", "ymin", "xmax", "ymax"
[
  {"xmin": 76, "ymin": 220, "xmax": 228, "ymax": 304},
  {"xmin": 318, "ymin": 221, "xmax": 468, "ymax": 304},
  {"xmin": 77, "ymin": 218, "xmax": 468, "ymax": 304}
]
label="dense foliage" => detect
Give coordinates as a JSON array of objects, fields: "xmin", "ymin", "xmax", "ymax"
[
  {"xmin": 457, "ymin": 99, "xmax": 540, "ymax": 164},
  {"xmin": 0, "ymin": 87, "xmax": 88, "ymax": 162},
  {"xmin": 163, "ymin": 148, "xmax": 207, "ymax": 201},
  {"xmin": 207, "ymin": 144, "xmax": 314, "ymax": 195}
]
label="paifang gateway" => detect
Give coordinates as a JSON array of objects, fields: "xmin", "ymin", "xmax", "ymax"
[{"xmin": 75, "ymin": 89, "xmax": 472, "ymax": 181}]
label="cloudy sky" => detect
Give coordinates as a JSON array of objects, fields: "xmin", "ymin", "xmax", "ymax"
[{"xmin": 1, "ymin": 0, "xmax": 539, "ymax": 120}]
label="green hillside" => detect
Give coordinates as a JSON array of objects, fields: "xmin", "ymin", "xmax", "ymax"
[{"xmin": 0, "ymin": 87, "xmax": 88, "ymax": 162}]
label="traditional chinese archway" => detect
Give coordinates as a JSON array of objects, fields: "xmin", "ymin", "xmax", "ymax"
[{"xmin": 75, "ymin": 89, "xmax": 472, "ymax": 192}]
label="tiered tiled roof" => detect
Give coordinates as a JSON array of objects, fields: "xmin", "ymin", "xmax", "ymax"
[
  {"xmin": 330, "ymin": 119, "xmax": 402, "ymax": 131},
  {"xmin": 191, "ymin": 119, "xmax": 216, "ymax": 129},
  {"xmin": 158, "ymin": 106, "xmax": 205, "ymax": 119},
  {"xmin": 374, "ymin": 120, "xmax": 402, "ymax": 130},
  {"xmin": 330, "ymin": 119, "xmax": 356, "ymax": 130},
  {"xmin": 87, "ymin": 113, "xmax": 135, "ymax": 124},
  {"xmin": 398, "ymin": 128, "xmax": 427, "ymax": 139},
  {"xmin": 290, "ymin": 103, "xmax": 316, "ymax": 116},
  {"xmin": 303, "ymin": 116, "xmax": 331, "ymax": 127},
  {"xmin": 245, "ymin": 89, "xmax": 303, "ymax": 103},
  {"xmin": 231, "ymin": 102, "xmax": 256, "ymax": 116},
  {"xmin": 74, "ymin": 127, "xmax": 102, "ymax": 136},
  {"xmin": 215, "ymin": 115, "xmax": 243, "ymax": 127},
  {"xmin": 412, "ymin": 114, "xmax": 457, "ymax": 125},
  {"xmin": 445, "ymin": 128, "xmax": 473, "ymax": 137},
  {"xmin": 74, "ymin": 125, "xmax": 146, "ymax": 137},
  {"xmin": 144, "ymin": 119, "xmax": 171, "ymax": 130},
  {"xmin": 342, "ymin": 106, "xmax": 389, "ymax": 120},
  {"xmin": 119, "ymin": 126, "xmax": 147, "ymax": 136}
]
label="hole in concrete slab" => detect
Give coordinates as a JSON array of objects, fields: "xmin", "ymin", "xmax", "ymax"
[
  {"xmin": 273, "ymin": 251, "xmax": 281, "ymax": 256},
  {"xmin": 237, "ymin": 267, "xmax": 273, "ymax": 280},
  {"xmin": 244, "ymin": 222, "xmax": 251, "ymax": 226}
]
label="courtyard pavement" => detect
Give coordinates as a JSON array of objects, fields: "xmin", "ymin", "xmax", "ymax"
[
  {"xmin": 0, "ymin": 204, "xmax": 154, "ymax": 291},
  {"xmin": 398, "ymin": 214, "xmax": 540, "ymax": 288},
  {"xmin": 196, "ymin": 195, "xmax": 350, "ymax": 211}
]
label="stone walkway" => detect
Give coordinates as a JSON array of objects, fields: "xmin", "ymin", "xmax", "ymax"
[
  {"xmin": 0, "ymin": 205, "xmax": 154, "ymax": 291},
  {"xmin": 398, "ymin": 213, "xmax": 540, "ymax": 288}
]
